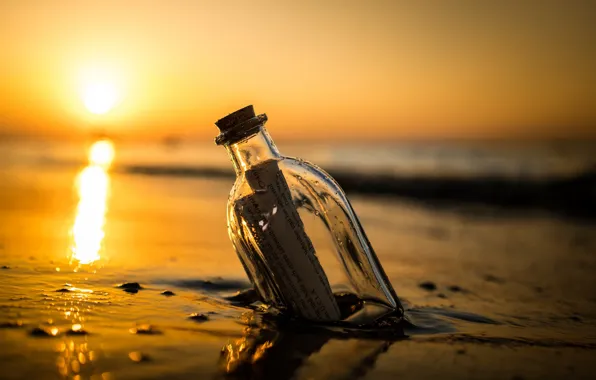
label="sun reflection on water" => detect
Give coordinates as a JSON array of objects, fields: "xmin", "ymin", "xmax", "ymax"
[
  {"xmin": 88, "ymin": 140, "xmax": 115, "ymax": 168},
  {"xmin": 70, "ymin": 140, "xmax": 114, "ymax": 267}
]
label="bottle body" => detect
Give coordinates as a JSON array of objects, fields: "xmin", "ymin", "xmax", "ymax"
[{"xmin": 225, "ymin": 128, "xmax": 402, "ymax": 325}]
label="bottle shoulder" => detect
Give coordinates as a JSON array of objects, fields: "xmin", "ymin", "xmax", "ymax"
[
  {"xmin": 227, "ymin": 156, "xmax": 349, "ymax": 205},
  {"xmin": 278, "ymin": 156, "xmax": 349, "ymax": 200}
]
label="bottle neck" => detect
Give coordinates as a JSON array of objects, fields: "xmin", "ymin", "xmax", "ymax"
[{"xmin": 225, "ymin": 126, "xmax": 281, "ymax": 175}]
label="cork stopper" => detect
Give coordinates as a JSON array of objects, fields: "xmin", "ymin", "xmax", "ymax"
[
  {"xmin": 216, "ymin": 105, "xmax": 256, "ymax": 133},
  {"xmin": 214, "ymin": 105, "xmax": 268, "ymax": 145}
]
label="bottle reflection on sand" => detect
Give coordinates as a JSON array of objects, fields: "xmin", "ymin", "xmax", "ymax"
[
  {"xmin": 69, "ymin": 139, "xmax": 114, "ymax": 269},
  {"xmin": 219, "ymin": 313, "xmax": 395, "ymax": 379}
]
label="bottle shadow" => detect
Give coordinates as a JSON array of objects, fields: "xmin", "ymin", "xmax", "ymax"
[{"xmin": 218, "ymin": 315, "xmax": 405, "ymax": 379}]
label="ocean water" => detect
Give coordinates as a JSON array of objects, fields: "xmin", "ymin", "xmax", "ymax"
[
  {"xmin": 0, "ymin": 139, "xmax": 595, "ymax": 379},
  {"xmin": 5, "ymin": 139, "xmax": 595, "ymax": 177}
]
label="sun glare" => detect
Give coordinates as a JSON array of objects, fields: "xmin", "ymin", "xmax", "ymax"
[{"xmin": 83, "ymin": 82, "xmax": 119, "ymax": 115}]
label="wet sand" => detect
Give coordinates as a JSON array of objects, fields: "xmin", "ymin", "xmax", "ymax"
[{"xmin": 1, "ymin": 160, "xmax": 596, "ymax": 379}]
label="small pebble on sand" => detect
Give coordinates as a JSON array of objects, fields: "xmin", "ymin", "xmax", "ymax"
[
  {"xmin": 118, "ymin": 282, "xmax": 143, "ymax": 290},
  {"xmin": 419, "ymin": 281, "xmax": 437, "ymax": 291},
  {"xmin": 66, "ymin": 324, "xmax": 89, "ymax": 335},
  {"xmin": 30, "ymin": 326, "xmax": 60, "ymax": 337},
  {"xmin": 161, "ymin": 290, "xmax": 175, "ymax": 296},
  {"xmin": 448, "ymin": 285, "xmax": 463, "ymax": 292},
  {"xmin": 483, "ymin": 274, "xmax": 505, "ymax": 284},
  {"xmin": 129, "ymin": 351, "xmax": 151, "ymax": 362},
  {"xmin": 188, "ymin": 313, "xmax": 209, "ymax": 322},
  {"xmin": 129, "ymin": 324, "xmax": 160, "ymax": 335},
  {"xmin": 118, "ymin": 282, "xmax": 143, "ymax": 293},
  {"xmin": 0, "ymin": 320, "xmax": 24, "ymax": 328}
]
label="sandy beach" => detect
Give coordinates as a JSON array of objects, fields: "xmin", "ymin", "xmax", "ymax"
[{"xmin": 1, "ymin": 140, "xmax": 595, "ymax": 379}]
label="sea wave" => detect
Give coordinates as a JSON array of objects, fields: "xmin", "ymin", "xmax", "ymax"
[{"xmin": 120, "ymin": 164, "xmax": 596, "ymax": 220}]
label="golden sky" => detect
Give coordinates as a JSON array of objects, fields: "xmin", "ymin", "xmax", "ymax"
[{"xmin": 1, "ymin": 1, "xmax": 595, "ymax": 141}]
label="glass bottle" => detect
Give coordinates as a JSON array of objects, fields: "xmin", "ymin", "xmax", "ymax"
[{"xmin": 215, "ymin": 105, "xmax": 403, "ymax": 325}]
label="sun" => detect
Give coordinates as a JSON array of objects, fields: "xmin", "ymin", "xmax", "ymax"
[
  {"xmin": 78, "ymin": 66, "xmax": 122, "ymax": 115},
  {"xmin": 82, "ymin": 81, "xmax": 119, "ymax": 115}
]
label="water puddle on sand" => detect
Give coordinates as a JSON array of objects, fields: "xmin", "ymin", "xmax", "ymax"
[
  {"xmin": 2, "ymin": 221, "xmax": 595, "ymax": 379},
  {"xmin": 2, "ymin": 264, "xmax": 595, "ymax": 380}
]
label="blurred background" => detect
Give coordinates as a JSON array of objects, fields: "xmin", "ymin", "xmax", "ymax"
[{"xmin": 2, "ymin": 0, "xmax": 595, "ymax": 219}]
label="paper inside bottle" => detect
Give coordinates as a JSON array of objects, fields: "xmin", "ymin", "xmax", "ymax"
[{"xmin": 235, "ymin": 159, "xmax": 341, "ymax": 321}]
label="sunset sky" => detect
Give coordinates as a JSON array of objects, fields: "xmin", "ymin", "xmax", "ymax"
[{"xmin": 1, "ymin": 1, "xmax": 595, "ymax": 141}]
